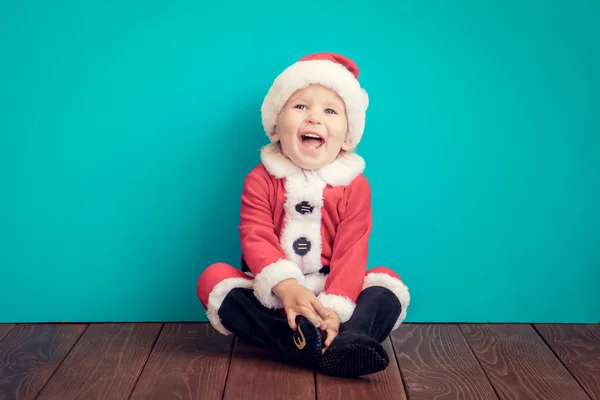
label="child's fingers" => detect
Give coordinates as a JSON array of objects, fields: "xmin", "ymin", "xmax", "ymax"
[
  {"xmin": 310, "ymin": 298, "xmax": 328, "ymax": 319},
  {"xmin": 289, "ymin": 306, "xmax": 322, "ymax": 330},
  {"xmin": 322, "ymin": 328, "xmax": 337, "ymax": 353},
  {"xmin": 306, "ymin": 311, "xmax": 323, "ymax": 328},
  {"xmin": 324, "ymin": 332, "xmax": 333, "ymax": 348},
  {"xmin": 299, "ymin": 305, "xmax": 323, "ymax": 328},
  {"xmin": 287, "ymin": 310, "xmax": 298, "ymax": 330}
]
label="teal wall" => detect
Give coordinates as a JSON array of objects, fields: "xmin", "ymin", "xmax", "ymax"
[{"xmin": 1, "ymin": 0, "xmax": 598, "ymax": 323}]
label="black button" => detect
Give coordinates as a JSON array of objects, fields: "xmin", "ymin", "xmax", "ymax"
[
  {"xmin": 293, "ymin": 237, "xmax": 311, "ymax": 256},
  {"xmin": 295, "ymin": 201, "xmax": 314, "ymax": 215}
]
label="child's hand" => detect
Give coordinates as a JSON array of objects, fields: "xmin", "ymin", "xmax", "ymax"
[
  {"xmin": 273, "ymin": 278, "xmax": 327, "ymax": 330},
  {"xmin": 319, "ymin": 308, "xmax": 341, "ymax": 353}
]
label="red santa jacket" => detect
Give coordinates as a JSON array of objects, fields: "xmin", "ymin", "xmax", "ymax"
[{"xmin": 239, "ymin": 145, "xmax": 371, "ymax": 322}]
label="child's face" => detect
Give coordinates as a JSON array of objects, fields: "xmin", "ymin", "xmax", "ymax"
[{"xmin": 272, "ymin": 84, "xmax": 351, "ymax": 170}]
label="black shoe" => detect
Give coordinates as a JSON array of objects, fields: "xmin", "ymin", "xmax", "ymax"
[
  {"xmin": 217, "ymin": 287, "xmax": 323, "ymax": 369},
  {"xmin": 318, "ymin": 286, "xmax": 402, "ymax": 377},
  {"xmin": 319, "ymin": 332, "xmax": 389, "ymax": 378}
]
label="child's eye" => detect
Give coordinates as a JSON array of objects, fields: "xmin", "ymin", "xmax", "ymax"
[
  {"xmin": 294, "ymin": 104, "xmax": 307, "ymax": 110},
  {"xmin": 325, "ymin": 108, "xmax": 337, "ymax": 114}
]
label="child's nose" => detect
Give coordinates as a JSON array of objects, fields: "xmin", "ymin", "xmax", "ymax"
[{"xmin": 306, "ymin": 112, "xmax": 322, "ymax": 124}]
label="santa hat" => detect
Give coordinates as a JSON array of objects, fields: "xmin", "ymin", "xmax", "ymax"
[{"xmin": 260, "ymin": 52, "xmax": 369, "ymax": 150}]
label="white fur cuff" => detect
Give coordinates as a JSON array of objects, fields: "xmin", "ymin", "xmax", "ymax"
[
  {"xmin": 363, "ymin": 272, "xmax": 410, "ymax": 330},
  {"xmin": 207, "ymin": 277, "xmax": 254, "ymax": 335},
  {"xmin": 253, "ymin": 259, "xmax": 305, "ymax": 309},
  {"xmin": 318, "ymin": 293, "xmax": 356, "ymax": 323}
]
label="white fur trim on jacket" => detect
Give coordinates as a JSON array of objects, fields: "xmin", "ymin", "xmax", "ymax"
[
  {"xmin": 318, "ymin": 293, "xmax": 356, "ymax": 323},
  {"xmin": 207, "ymin": 277, "xmax": 254, "ymax": 335},
  {"xmin": 260, "ymin": 145, "xmax": 365, "ymax": 187},
  {"xmin": 319, "ymin": 152, "xmax": 366, "ymax": 187},
  {"xmin": 253, "ymin": 259, "xmax": 305, "ymax": 309},
  {"xmin": 280, "ymin": 171, "xmax": 326, "ymax": 274},
  {"xmin": 261, "ymin": 59, "xmax": 369, "ymax": 150},
  {"xmin": 303, "ymin": 272, "xmax": 327, "ymax": 295},
  {"xmin": 363, "ymin": 272, "xmax": 410, "ymax": 330}
]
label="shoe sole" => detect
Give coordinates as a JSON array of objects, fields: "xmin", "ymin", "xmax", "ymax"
[{"xmin": 318, "ymin": 342, "xmax": 389, "ymax": 378}]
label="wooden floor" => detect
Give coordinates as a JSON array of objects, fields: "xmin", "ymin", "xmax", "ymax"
[{"xmin": 0, "ymin": 323, "xmax": 598, "ymax": 400}]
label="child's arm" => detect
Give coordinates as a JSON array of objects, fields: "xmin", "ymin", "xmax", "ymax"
[
  {"xmin": 318, "ymin": 174, "xmax": 372, "ymax": 323},
  {"xmin": 238, "ymin": 168, "xmax": 305, "ymax": 308},
  {"xmin": 238, "ymin": 167, "xmax": 325, "ymax": 329}
]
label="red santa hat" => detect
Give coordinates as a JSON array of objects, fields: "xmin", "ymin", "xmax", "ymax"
[{"xmin": 261, "ymin": 52, "xmax": 369, "ymax": 150}]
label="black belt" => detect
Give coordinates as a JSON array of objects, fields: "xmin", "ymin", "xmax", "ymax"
[{"xmin": 241, "ymin": 260, "xmax": 330, "ymax": 275}]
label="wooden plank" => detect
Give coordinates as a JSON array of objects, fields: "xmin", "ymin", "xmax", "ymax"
[
  {"xmin": 460, "ymin": 324, "xmax": 590, "ymax": 400},
  {"xmin": 392, "ymin": 324, "xmax": 497, "ymax": 400},
  {"xmin": 129, "ymin": 323, "xmax": 233, "ymax": 400},
  {"xmin": 223, "ymin": 337, "xmax": 315, "ymax": 400},
  {"xmin": 36, "ymin": 323, "xmax": 163, "ymax": 400},
  {"xmin": 534, "ymin": 324, "xmax": 600, "ymax": 400},
  {"xmin": 0, "ymin": 323, "xmax": 87, "ymax": 400},
  {"xmin": 316, "ymin": 337, "xmax": 406, "ymax": 400},
  {"xmin": 0, "ymin": 324, "xmax": 15, "ymax": 342}
]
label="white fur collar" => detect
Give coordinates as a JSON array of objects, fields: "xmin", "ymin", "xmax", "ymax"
[{"xmin": 260, "ymin": 144, "xmax": 365, "ymax": 187}]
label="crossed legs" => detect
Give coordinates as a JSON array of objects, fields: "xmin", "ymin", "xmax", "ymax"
[{"xmin": 197, "ymin": 263, "xmax": 410, "ymax": 377}]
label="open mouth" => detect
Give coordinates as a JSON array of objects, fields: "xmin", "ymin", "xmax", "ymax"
[{"xmin": 300, "ymin": 132, "xmax": 325, "ymax": 149}]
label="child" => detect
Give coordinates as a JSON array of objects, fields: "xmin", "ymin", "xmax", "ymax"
[{"xmin": 196, "ymin": 52, "xmax": 410, "ymax": 378}]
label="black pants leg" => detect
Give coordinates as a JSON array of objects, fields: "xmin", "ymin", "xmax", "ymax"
[
  {"xmin": 318, "ymin": 286, "xmax": 402, "ymax": 378},
  {"xmin": 343, "ymin": 286, "xmax": 402, "ymax": 341},
  {"xmin": 217, "ymin": 287, "xmax": 324, "ymax": 369}
]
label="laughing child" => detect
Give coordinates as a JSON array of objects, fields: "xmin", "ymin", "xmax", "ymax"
[{"xmin": 196, "ymin": 52, "xmax": 410, "ymax": 378}]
